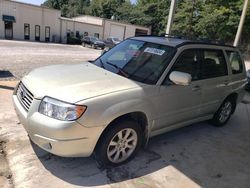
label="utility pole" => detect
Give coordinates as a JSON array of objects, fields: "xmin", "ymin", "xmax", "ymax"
[
  {"xmin": 166, "ymin": 0, "xmax": 177, "ymax": 35},
  {"xmin": 234, "ymin": 0, "xmax": 249, "ymax": 47}
]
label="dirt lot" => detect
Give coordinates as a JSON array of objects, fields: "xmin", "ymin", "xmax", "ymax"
[
  {"xmin": 0, "ymin": 40, "xmax": 250, "ymax": 188},
  {"xmin": 0, "ymin": 40, "xmax": 101, "ymax": 80}
]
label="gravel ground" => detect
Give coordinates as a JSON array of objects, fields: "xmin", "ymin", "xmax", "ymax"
[{"xmin": 0, "ymin": 40, "xmax": 101, "ymax": 81}]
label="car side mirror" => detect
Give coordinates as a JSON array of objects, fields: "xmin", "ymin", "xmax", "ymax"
[{"xmin": 169, "ymin": 71, "xmax": 192, "ymax": 86}]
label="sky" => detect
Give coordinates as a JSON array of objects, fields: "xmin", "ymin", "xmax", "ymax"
[{"xmin": 15, "ymin": 0, "xmax": 137, "ymax": 6}]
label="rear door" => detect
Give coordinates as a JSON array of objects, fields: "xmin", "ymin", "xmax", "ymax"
[
  {"xmin": 199, "ymin": 48, "xmax": 231, "ymax": 116},
  {"xmin": 225, "ymin": 50, "xmax": 246, "ymax": 93}
]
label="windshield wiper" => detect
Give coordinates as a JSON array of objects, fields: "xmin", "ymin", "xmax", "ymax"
[
  {"xmin": 106, "ymin": 62, "xmax": 128, "ymax": 77},
  {"xmin": 99, "ymin": 58, "xmax": 106, "ymax": 69}
]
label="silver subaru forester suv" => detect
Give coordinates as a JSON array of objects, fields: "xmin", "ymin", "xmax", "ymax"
[{"xmin": 13, "ymin": 36, "xmax": 246, "ymax": 166}]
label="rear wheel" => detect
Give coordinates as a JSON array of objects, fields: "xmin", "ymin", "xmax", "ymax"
[
  {"xmin": 211, "ymin": 98, "xmax": 236, "ymax": 127},
  {"xmin": 95, "ymin": 119, "xmax": 143, "ymax": 167}
]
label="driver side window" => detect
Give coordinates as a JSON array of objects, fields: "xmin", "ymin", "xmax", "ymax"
[{"xmin": 164, "ymin": 49, "xmax": 201, "ymax": 85}]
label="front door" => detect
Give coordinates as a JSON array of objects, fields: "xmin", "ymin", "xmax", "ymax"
[
  {"xmin": 4, "ymin": 21, "xmax": 13, "ymax": 40},
  {"xmin": 153, "ymin": 49, "xmax": 203, "ymax": 131}
]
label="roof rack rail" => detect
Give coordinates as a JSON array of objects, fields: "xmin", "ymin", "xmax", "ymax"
[
  {"xmin": 135, "ymin": 34, "xmax": 188, "ymax": 39},
  {"xmin": 135, "ymin": 34, "xmax": 164, "ymax": 37},
  {"xmin": 133, "ymin": 35, "xmax": 235, "ymax": 48},
  {"xmin": 197, "ymin": 38, "xmax": 226, "ymax": 45},
  {"xmin": 164, "ymin": 34, "xmax": 188, "ymax": 39}
]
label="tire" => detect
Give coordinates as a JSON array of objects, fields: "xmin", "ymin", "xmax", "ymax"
[
  {"xmin": 95, "ymin": 119, "xmax": 143, "ymax": 167},
  {"xmin": 211, "ymin": 97, "xmax": 236, "ymax": 127},
  {"xmin": 82, "ymin": 42, "xmax": 86, "ymax": 47}
]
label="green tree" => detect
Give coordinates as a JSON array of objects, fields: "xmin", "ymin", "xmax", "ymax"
[
  {"xmin": 173, "ymin": 0, "xmax": 250, "ymax": 44},
  {"xmin": 132, "ymin": 0, "xmax": 171, "ymax": 35},
  {"xmin": 172, "ymin": 0, "xmax": 202, "ymax": 39},
  {"xmin": 43, "ymin": 0, "xmax": 90, "ymax": 17}
]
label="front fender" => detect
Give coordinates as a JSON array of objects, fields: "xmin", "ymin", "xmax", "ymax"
[
  {"xmin": 99, "ymin": 98, "xmax": 153, "ymax": 127},
  {"xmin": 76, "ymin": 88, "xmax": 155, "ymax": 129}
]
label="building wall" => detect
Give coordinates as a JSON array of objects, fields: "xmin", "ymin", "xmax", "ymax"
[
  {"xmin": 0, "ymin": 0, "xmax": 61, "ymax": 42},
  {"xmin": 60, "ymin": 18, "xmax": 103, "ymax": 43},
  {"xmin": 0, "ymin": 0, "xmax": 151, "ymax": 43},
  {"xmin": 103, "ymin": 20, "xmax": 151, "ymax": 40},
  {"xmin": 73, "ymin": 15, "xmax": 103, "ymax": 26}
]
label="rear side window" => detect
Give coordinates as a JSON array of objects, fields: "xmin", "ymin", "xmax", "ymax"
[
  {"xmin": 201, "ymin": 50, "xmax": 228, "ymax": 79},
  {"xmin": 226, "ymin": 51, "xmax": 243, "ymax": 74}
]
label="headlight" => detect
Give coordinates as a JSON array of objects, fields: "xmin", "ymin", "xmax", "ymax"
[{"xmin": 39, "ymin": 97, "xmax": 87, "ymax": 121}]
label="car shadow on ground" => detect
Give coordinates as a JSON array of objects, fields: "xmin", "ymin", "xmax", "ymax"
[
  {"xmin": 0, "ymin": 85, "xmax": 14, "ymax": 90},
  {"xmin": 32, "ymin": 105, "xmax": 250, "ymax": 188}
]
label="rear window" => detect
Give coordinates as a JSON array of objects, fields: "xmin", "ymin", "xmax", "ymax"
[{"xmin": 226, "ymin": 51, "xmax": 243, "ymax": 74}]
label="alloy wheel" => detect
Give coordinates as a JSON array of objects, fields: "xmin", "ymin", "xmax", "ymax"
[
  {"xmin": 219, "ymin": 101, "xmax": 232, "ymax": 123},
  {"xmin": 107, "ymin": 128, "xmax": 138, "ymax": 163}
]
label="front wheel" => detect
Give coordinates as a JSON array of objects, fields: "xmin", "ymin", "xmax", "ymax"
[
  {"xmin": 95, "ymin": 119, "xmax": 143, "ymax": 167},
  {"xmin": 211, "ymin": 98, "xmax": 235, "ymax": 127}
]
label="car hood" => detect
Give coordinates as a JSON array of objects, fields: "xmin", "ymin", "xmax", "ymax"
[{"xmin": 22, "ymin": 63, "xmax": 142, "ymax": 103}]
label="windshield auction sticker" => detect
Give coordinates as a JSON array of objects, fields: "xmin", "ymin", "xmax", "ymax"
[{"xmin": 144, "ymin": 47, "xmax": 165, "ymax": 56}]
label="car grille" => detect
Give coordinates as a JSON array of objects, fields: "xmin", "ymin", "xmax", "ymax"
[{"xmin": 16, "ymin": 82, "xmax": 34, "ymax": 111}]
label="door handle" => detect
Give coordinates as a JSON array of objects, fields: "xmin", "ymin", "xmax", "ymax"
[{"xmin": 192, "ymin": 85, "xmax": 201, "ymax": 91}]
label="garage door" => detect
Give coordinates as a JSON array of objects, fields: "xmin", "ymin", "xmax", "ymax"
[{"xmin": 109, "ymin": 24, "xmax": 125, "ymax": 40}]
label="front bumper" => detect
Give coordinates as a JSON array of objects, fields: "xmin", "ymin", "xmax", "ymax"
[{"xmin": 13, "ymin": 94, "xmax": 104, "ymax": 157}]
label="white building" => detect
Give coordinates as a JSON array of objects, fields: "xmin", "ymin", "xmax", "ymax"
[
  {"xmin": 0, "ymin": 0, "xmax": 61, "ymax": 42},
  {"xmin": 0, "ymin": 0, "xmax": 151, "ymax": 43}
]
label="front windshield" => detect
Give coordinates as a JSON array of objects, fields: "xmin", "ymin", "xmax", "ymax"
[{"xmin": 94, "ymin": 39, "xmax": 175, "ymax": 84}]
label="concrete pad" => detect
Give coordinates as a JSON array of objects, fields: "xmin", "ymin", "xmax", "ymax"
[
  {"xmin": 0, "ymin": 176, "xmax": 12, "ymax": 188},
  {"xmin": 1, "ymin": 86, "xmax": 250, "ymax": 187}
]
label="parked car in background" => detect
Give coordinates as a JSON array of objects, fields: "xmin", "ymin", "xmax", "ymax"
[
  {"xmin": 82, "ymin": 36, "xmax": 105, "ymax": 49},
  {"xmin": 246, "ymin": 69, "xmax": 250, "ymax": 91},
  {"xmin": 13, "ymin": 36, "xmax": 246, "ymax": 167},
  {"xmin": 104, "ymin": 37, "xmax": 121, "ymax": 49}
]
